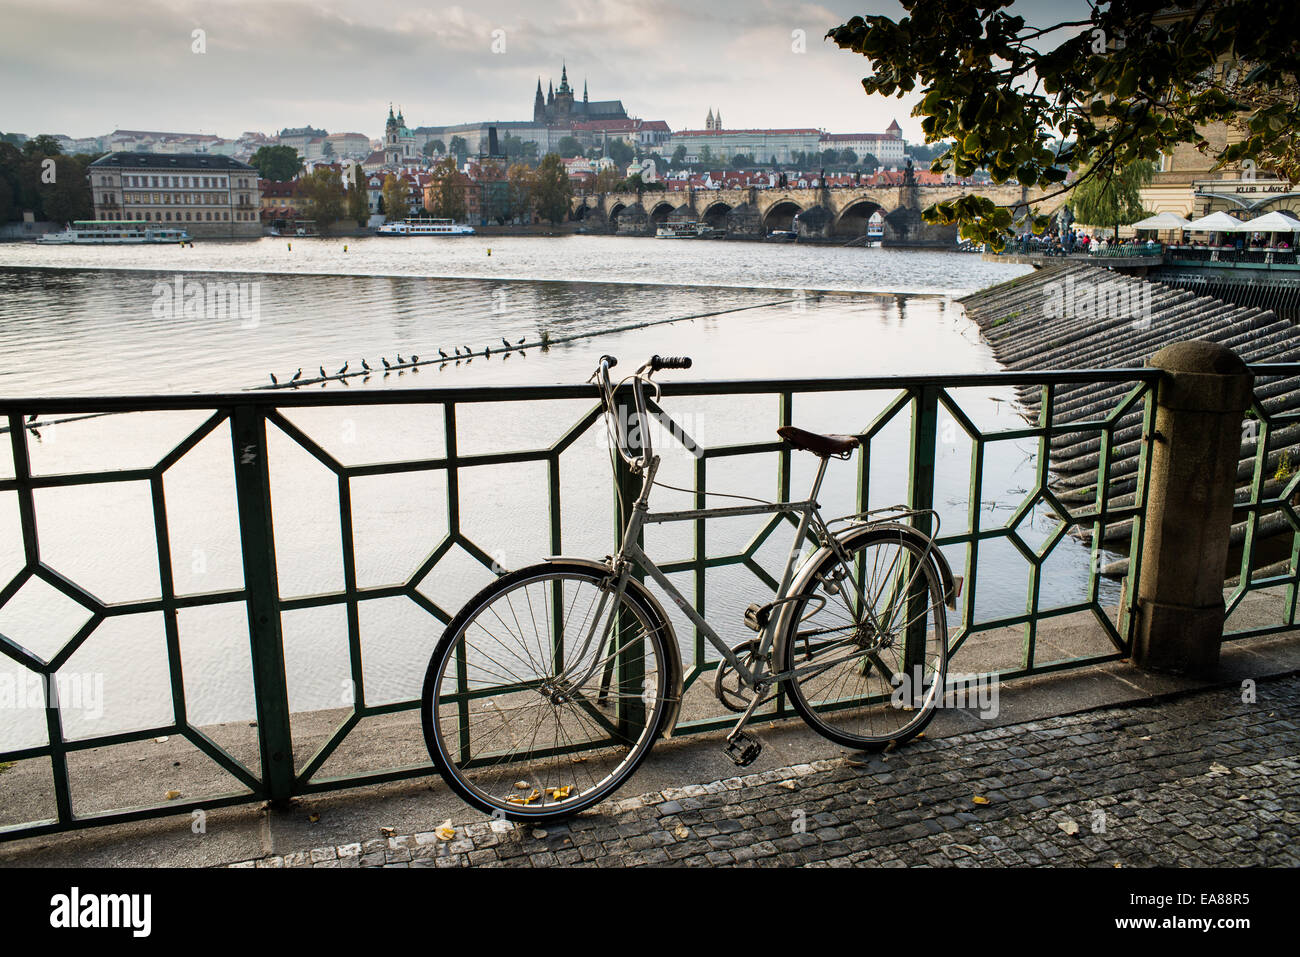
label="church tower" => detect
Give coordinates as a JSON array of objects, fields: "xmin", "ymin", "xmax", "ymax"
[
  {"xmin": 384, "ymin": 104, "xmax": 400, "ymax": 166},
  {"xmin": 534, "ymin": 78, "xmax": 546, "ymax": 123}
]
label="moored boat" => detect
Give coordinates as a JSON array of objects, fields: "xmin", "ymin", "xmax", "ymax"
[
  {"xmin": 377, "ymin": 217, "xmax": 475, "ymax": 236},
  {"xmin": 36, "ymin": 220, "xmax": 191, "ymax": 245}
]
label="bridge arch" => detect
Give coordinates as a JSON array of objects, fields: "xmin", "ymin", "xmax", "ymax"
[
  {"xmin": 701, "ymin": 201, "xmax": 732, "ymax": 229},
  {"xmin": 608, "ymin": 201, "xmax": 628, "ymax": 230},
  {"xmin": 762, "ymin": 199, "xmax": 803, "ymax": 233},
  {"xmin": 648, "ymin": 201, "xmax": 676, "ymax": 228},
  {"xmin": 833, "ymin": 198, "xmax": 887, "ymax": 239}
]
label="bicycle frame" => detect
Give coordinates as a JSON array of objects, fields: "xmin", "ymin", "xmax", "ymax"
[{"xmin": 565, "ymin": 360, "xmax": 927, "ymax": 699}]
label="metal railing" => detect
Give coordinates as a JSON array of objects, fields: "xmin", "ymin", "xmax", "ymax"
[
  {"xmin": 0, "ymin": 369, "xmax": 1163, "ymax": 839},
  {"xmin": 1227, "ymin": 362, "xmax": 1300, "ymax": 639}
]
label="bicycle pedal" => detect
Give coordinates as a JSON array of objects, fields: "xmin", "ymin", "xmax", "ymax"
[{"xmin": 723, "ymin": 731, "xmax": 762, "ymax": 767}]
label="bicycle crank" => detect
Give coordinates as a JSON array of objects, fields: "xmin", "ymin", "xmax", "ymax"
[{"xmin": 714, "ymin": 638, "xmax": 764, "ymax": 712}]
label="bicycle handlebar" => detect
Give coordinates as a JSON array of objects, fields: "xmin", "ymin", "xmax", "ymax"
[{"xmin": 650, "ymin": 355, "xmax": 692, "ymax": 371}]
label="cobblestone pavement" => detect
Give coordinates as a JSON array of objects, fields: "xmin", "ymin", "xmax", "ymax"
[{"xmin": 231, "ymin": 676, "xmax": 1300, "ymax": 868}]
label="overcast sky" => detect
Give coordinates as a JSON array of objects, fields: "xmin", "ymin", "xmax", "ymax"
[{"xmin": 0, "ymin": 0, "xmax": 1085, "ymax": 143}]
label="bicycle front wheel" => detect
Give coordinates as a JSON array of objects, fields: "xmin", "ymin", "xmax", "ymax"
[
  {"xmin": 777, "ymin": 526, "xmax": 948, "ymax": 751},
  {"xmin": 421, "ymin": 562, "xmax": 672, "ymax": 821}
]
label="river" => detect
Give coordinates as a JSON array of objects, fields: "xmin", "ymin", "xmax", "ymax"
[{"xmin": 0, "ymin": 236, "xmax": 1119, "ymax": 750}]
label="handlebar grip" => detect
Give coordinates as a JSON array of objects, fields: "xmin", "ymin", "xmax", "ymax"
[
  {"xmin": 651, "ymin": 355, "xmax": 693, "ymax": 371},
  {"xmin": 600, "ymin": 355, "xmax": 618, "ymax": 369}
]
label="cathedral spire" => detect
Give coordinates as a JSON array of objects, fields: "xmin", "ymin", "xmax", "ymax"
[{"xmin": 584, "ymin": 77, "xmax": 588, "ymax": 103}]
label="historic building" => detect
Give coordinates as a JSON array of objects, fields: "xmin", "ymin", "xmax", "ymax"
[
  {"xmin": 383, "ymin": 106, "xmax": 419, "ymax": 167},
  {"xmin": 820, "ymin": 120, "xmax": 906, "ymax": 167},
  {"xmin": 88, "ymin": 152, "xmax": 262, "ymax": 239},
  {"xmin": 532, "ymin": 64, "xmax": 628, "ymax": 127}
]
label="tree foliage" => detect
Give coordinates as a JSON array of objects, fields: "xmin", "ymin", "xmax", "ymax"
[
  {"xmin": 300, "ymin": 167, "xmax": 346, "ymax": 230},
  {"xmin": 0, "ymin": 139, "xmax": 94, "ymax": 223},
  {"xmin": 532, "ymin": 153, "xmax": 573, "ymax": 224},
  {"xmin": 1069, "ymin": 159, "xmax": 1155, "ymax": 236},
  {"xmin": 506, "ymin": 162, "xmax": 536, "ymax": 220},
  {"xmin": 427, "ymin": 156, "xmax": 468, "ymax": 221},
  {"xmin": 380, "ymin": 173, "xmax": 410, "ymax": 222},
  {"xmin": 347, "ymin": 164, "xmax": 369, "ymax": 226},
  {"xmin": 250, "ymin": 145, "xmax": 304, "ymax": 182},
  {"xmin": 828, "ymin": 0, "xmax": 1300, "ymax": 247}
]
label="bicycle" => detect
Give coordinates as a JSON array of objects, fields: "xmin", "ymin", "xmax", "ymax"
[{"xmin": 420, "ymin": 354, "xmax": 959, "ymax": 821}]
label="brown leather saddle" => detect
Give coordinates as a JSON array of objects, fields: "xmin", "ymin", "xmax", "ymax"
[{"xmin": 777, "ymin": 426, "xmax": 860, "ymax": 458}]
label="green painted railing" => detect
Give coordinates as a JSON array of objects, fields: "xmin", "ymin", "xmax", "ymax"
[
  {"xmin": 0, "ymin": 369, "xmax": 1164, "ymax": 840},
  {"xmin": 1227, "ymin": 362, "xmax": 1300, "ymax": 639}
]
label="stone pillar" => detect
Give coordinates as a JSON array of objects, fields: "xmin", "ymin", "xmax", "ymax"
[{"xmin": 1132, "ymin": 341, "xmax": 1253, "ymax": 675}]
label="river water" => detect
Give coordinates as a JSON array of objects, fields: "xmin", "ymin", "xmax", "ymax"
[{"xmin": 0, "ymin": 236, "xmax": 1118, "ymax": 752}]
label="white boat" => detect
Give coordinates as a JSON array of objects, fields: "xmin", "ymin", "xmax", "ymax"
[
  {"xmin": 377, "ymin": 217, "xmax": 475, "ymax": 236},
  {"xmin": 656, "ymin": 221, "xmax": 723, "ymax": 239},
  {"xmin": 36, "ymin": 220, "xmax": 191, "ymax": 245}
]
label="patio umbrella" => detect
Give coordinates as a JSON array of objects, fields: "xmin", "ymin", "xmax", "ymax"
[
  {"xmin": 1132, "ymin": 212, "xmax": 1191, "ymax": 230},
  {"xmin": 1185, "ymin": 210, "xmax": 1251, "ymax": 246},
  {"xmin": 1242, "ymin": 210, "xmax": 1300, "ymax": 248}
]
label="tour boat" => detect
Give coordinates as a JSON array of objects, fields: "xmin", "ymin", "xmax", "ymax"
[
  {"xmin": 377, "ymin": 217, "xmax": 475, "ymax": 236},
  {"xmin": 655, "ymin": 222, "xmax": 723, "ymax": 239},
  {"xmin": 36, "ymin": 220, "xmax": 191, "ymax": 245}
]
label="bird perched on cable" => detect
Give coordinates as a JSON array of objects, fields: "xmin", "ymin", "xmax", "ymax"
[
  {"xmin": 439, "ymin": 349, "xmax": 448, "ymax": 359},
  {"xmin": 502, "ymin": 337, "xmax": 511, "ymax": 349},
  {"xmin": 319, "ymin": 365, "xmax": 327, "ymax": 379},
  {"xmin": 517, "ymin": 337, "xmax": 525, "ymax": 346},
  {"xmin": 411, "ymin": 355, "xmax": 419, "ymax": 363},
  {"xmin": 381, "ymin": 357, "xmax": 391, "ymax": 370},
  {"xmin": 484, "ymin": 346, "xmax": 491, "ymax": 357},
  {"xmin": 270, "ymin": 373, "xmax": 278, "ymax": 385},
  {"xmin": 291, "ymin": 368, "xmax": 303, "ymax": 383},
  {"xmin": 361, "ymin": 359, "xmax": 371, "ymax": 372},
  {"xmin": 463, "ymin": 345, "xmax": 471, "ymax": 354},
  {"xmin": 27, "ymin": 413, "xmax": 37, "ymax": 423},
  {"xmin": 336, "ymin": 362, "xmax": 348, "ymax": 376},
  {"xmin": 396, "ymin": 353, "xmax": 405, "ymax": 365}
]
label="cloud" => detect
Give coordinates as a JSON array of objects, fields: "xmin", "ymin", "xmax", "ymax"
[{"xmin": 0, "ymin": 0, "xmax": 928, "ymax": 142}]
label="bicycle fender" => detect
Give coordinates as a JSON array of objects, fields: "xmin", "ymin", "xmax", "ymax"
[
  {"xmin": 542, "ymin": 556, "xmax": 685, "ymax": 739},
  {"xmin": 864, "ymin": 522, "xmax": 959, "ymax": 608}
]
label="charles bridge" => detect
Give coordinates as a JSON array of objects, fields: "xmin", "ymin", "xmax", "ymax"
[{"xmin": 571, "ymin": 180, "xmax": 1060, "ymax": 245}]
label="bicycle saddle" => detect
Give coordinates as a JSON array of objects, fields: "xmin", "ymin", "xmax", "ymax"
[{"xmin": 777, "ymin": 426, "xmax": 860, "ymax": 458}]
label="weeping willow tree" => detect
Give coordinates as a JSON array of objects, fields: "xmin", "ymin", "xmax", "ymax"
[{"xmin": 1068, "ymin": 159, "xmax": 1155, "ymax": 239}]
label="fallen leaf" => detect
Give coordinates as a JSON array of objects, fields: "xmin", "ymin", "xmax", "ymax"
[
  {"xmin": 673, "ymin": 825, "xmax": 690, "ymax": 839},
  {"xmin": 507, "ymin": 788, "xmax": 541, "ymax": 806},
  {"xmin": 164, "ymin": 789, "xmax": 181, "ymax": 800},
  {"xmin": 1113, "ymin": 862, "xmax": 1123, "ymax": 868},
  {"xmin": 1207, "ymin": 763, "xmax": 1231, "ymax": 777},
  {"xmin": 548, "ymin": 786, "xmax": 572, "ymax": 800},
  {"xmin": 380, "ymin": 826, "xmax": 396, "ymax": 838},
  {"xmin": 531, "ymin": 829, "xmax": 548, "ymax": 840},
  {"xmin": 569, "ymin": 756, "xmax": 588, "ymax": 764},
  {"xmin": 1058, "ymin": 819, "xmax": 1080, "ymax": 836},
  {"xmin": 435, "ymin": 820, "xmax": 456, "ymax": 841},
  {"xmin": 777, "ymin": 779, "xmax": 796, "ymax": 791},
  {"xmin": 514, "ymin": 780, "xmax": 530, "ymax": 789},
  {"xmin": 972, "ymin": 795, "xmax": 990, "ymax": 805},
  {"xmin": 307, "ymin": 812, "xmax": 320, "ymax": 823}
]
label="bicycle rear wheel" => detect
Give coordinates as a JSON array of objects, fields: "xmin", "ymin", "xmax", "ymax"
[
  {"xmin": 421, "ymin": 562, "xmax": 672, "ymax": 821},
  {"xmin": 777, "ymin": 526, "xmax": 948, "ymax": 750}
]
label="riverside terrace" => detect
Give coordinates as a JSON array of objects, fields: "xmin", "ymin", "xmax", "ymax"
[{"xmin": 1, "ymin": 342, "xmax": 1299, "ymax": 847}]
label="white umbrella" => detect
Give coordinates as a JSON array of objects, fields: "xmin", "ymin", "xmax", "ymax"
[
  {"xmin": 1132, "ymin": 212, "xmax": 1191, "ymax": 230},
  {"xmin": 1243, "ymin": 210, "xmax": 1300, "ymax": 232},
  {"xmin": 1186, "ymin": 211, "xmax": 1251, "ymax": 233}
]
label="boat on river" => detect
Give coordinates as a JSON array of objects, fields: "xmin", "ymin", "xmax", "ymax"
[
  {"xmin": 377, "ymin": 217, "xmax": 475, "ymax": 236},
  {"xmin": 36, "ymin": 220, "xmax": 191, "ymax": 245}
]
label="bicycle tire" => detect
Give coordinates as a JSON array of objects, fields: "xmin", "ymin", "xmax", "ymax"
[{"xmin": 421, "ymin": 561, "xmax": 672, "ymax": 821}]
